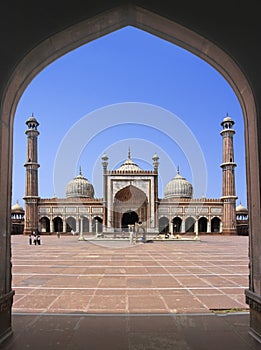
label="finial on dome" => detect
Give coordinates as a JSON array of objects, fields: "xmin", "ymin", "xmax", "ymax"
[
  {"xmin": 128, "ymin": 147, "xmax": 131, "ymax": 159},
  {"xmin": 79, "ymin": 166, "xmax": 82, "ymax": 176},
  {"xmin": 177, "ymin": 166, "xmax": 180, "ymax": 174}
]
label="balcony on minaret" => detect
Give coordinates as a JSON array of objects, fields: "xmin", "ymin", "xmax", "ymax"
[
  {"xmin": 221, "ymin": 113, "xmax": 234, "ymax": 130},
  {"xmin": 26, "ymin": 114, "xmax": 39, "ymax": 130}
]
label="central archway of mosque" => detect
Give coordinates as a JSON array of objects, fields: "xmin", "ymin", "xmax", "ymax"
[{"xmin": 113, "ymin": 185, "xmax": 148, "ymax": 231}]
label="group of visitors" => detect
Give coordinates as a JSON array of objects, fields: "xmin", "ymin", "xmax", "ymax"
[{"xmin": 29, "ymin": 232, "xmax": 41, "ymax": 245}]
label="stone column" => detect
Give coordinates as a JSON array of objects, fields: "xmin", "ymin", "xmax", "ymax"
[
  {"xmin": 76, "ymin": 218, "xmax": 79, "ymax": 233},
  {"xmin": 78, "ymin": 217, "xmax": 84, "ymax": 241},
  {"xmin": 63, "ymin": 220, "xmax": 66, "ymax": 233},
  {"xmin": 207, "ymin": 219, "xmax": 211, "ymax": 233},
  {"xmin": 95, "ymin": 219, "xmax": 98, "ymax": 236},
  {"xmin": 195, "ymin": 218, "xmax": 198, "ymax": 235},
  {"xmin": 169, "ymin": 220, "xmax": 173, "ymax": 234},
  {"xmin": 181, "ymin": 219, "xmax": 185, "ymax": 233},
  {"xmin": 50, "ymin": 219, "xmax": 54, "ymax": 233},
  {"xmin": 88, "ymin": 218, "xmax": 92, "ymax": 233}
]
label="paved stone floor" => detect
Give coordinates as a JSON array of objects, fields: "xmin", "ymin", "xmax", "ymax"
[
  {"xmin": 11, "ymin": 235, "xmax": 249, "ymax": 314},
  {"xmin": 1, "ymin": 235, "xmax": 260, "ymax": 349}
]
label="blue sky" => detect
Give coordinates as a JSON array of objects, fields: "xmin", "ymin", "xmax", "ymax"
[{"xmin": 12, "ymin": 26, "xmax": 246, "ymax": 207}]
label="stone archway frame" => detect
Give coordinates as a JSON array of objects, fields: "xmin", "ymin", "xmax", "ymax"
[{"xmin": 1, "ymin": 3, "xmax": 260, "ymax": 342}]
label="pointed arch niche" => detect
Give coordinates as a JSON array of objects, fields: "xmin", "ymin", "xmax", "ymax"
[
  {"xmin": 113, "ymin": 185, "xmax": 147, "ymax": 231},
  {"xmin": 1, "ymin": 4, "xmax": 260, "ymax": 343}
]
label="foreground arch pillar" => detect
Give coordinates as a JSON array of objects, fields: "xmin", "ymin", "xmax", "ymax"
[
  {"xmin": 0, "ymin": 118, "xmax": 14, "ymax": 341},
  {"xmin": 0, "ymin": 4, "xmax": 260, "ymax": 344}
]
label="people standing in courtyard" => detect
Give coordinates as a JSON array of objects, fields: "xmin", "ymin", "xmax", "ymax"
[
  {"xmin": 28, "ymin": 234, "xmax": 32, "ymax": 245},
  {"xmin": 37, "ymin": 235, "xmax": 41, "ymax": 245},
  {"xmin": 32, "ymin": 231, "xmax": 37, "ymax": 245},
  {"xmin": 56, "ymin": 231, "xmax": 60, "ymax": 238}
]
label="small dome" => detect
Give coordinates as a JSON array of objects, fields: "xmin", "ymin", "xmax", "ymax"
[
  {"xmin": 236, "ymin": 203, "xmax": 248, "ymax": 212},
  {"xmin": 12, "ymin": 201, "xmax": 24, "ymax": 212},
  {"xmin": 26, "ymin": 114, "xmax": 39, "ymax": 126},
  {"xmin": 221, "ymin": 114, "xmax": 234, "ymax": 128},
  {"xmin": 223, "ymin": 116, "xmax": 233, "ymax": 122},
  {"xmin": 66, "ymin": 169, "xmax": 94, "ymax": 198},
  {"xmin": 164, "ymin": 170, "xmax": 193, "ymax": 199}
]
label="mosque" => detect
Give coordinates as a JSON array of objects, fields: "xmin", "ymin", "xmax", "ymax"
[{"xmin": 18, "ymin": 114, "xmax": 247, "ymax": 236}]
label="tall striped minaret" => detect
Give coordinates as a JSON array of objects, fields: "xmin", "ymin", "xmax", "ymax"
[
  {"xmin": 220, "ymin": 114, "xmax": 237, "ymax": 234},
  {"xmin": 23, "ymin": 114, "xmax": 40, "ymax": 235}
]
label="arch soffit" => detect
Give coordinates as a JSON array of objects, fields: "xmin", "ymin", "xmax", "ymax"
[
  {"xmin": 92, "ymin": 215, "xmax": 103, "ymax": 220},
  {"xmin": 185, "ymin": 216, "xmax": 195, "ymax": 221},
  {"xmin": 159, "ymin": 216, "xmax": 169, "ymax": 221},
  {"xmin": 211, "ymin": 216, "xmax": 221, "ymax": 221},
  {"xmin": 198, "ymin": 216, "xmax": 208, "ymax": 220},
  {"xmin": 114, "ymin": 184, "xmax": 147, "ymax": 201},
  {"xmin": 53, "ymin": 216, "xmax": 63, "ymax": 221},
  {"xmin": 39, "ymin": 216, "xmax": 51, "ymax": 221},
  {"xmin": 66, "ymin": 216, "xmax": 77, "ymax": 221},
  {"xmin": 2, "ymin": 5, "xmax": 260, "ymax": 230}
]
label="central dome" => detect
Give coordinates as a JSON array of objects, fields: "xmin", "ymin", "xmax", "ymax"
[
  {"xmin": 66, "ymin": 169, "xmax": 94, "ymax": 198},
  {"xmin": 116, "ymin": 149, "xmax": 143, "ymax": 172},
  {"xmin": 164, "ymin": 170, "xmax": 193, "ymax": 199}
]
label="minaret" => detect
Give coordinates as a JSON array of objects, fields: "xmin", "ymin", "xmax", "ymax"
[
  {"xmin": 101, "ymin": 152, "xmax": 108, "ymax": 231},
  {"xmin": 152, "ymin": 153, "xmax": 159, "ymax": 230},
  {"xmin": 23, "ymin": 114, "xmax": 40, "ymax": 235},
  {"xmin": 220, "ymin": 114, "xmax": 237, "ymax": 234}
]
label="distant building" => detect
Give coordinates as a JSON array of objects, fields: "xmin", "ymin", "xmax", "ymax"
[
  {"xmin": 236, "ymin": 203, "xmax": 249, "ymax": 235},
  {"xmin": 11, "ymin": 201, "xmax": 24, "ymax": 234},
  {"xmin": 21, "ymin": 114, "xmax": 244, "ymax": 236}
]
